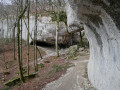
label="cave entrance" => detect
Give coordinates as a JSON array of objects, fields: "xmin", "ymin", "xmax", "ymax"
[
  {"xmin": 70, "ymin": 31, "xmax": 89, "ymax": 49},
  {"xmin": 30, "ymin": 41, "xmax": 54, "ymax": 48},
  {"xmin": 30, "ymin": 31, "xmax": 89, "ymax": 49},
  {"xmin": 30, "ymin": 40, "xmax": 69, "ymax": 49}
]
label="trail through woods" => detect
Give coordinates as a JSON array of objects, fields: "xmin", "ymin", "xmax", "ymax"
[{"xmin": 43, "ymin": 50, "xmax": 96, "ymax": 90}]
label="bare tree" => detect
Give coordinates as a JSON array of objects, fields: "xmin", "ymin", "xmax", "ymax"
[
  {"xmin": 79, "ymin": 31, "xmax": 85, "ymax": 47},
  {"xmin": 35, "ymin": 0, "xmax": 38, "ymax": 71},
  {"xmin": 13, "ymin": 21, "xmax": 17, "ymax": 60},
  {"xmin": 56, "ymin": 11, "xmax": 60, "ymax": 57},
  {"xmin": 27, "ymin": 0, "xmax": 30, "ymax": 76},
  {"xmin": 20, "ymin": 0, "xmax": 23, "ymax": 71},
  {"xmin": 17, "ymin": 0, "xmax": 28, "ymax": 82},
  {"xmin": 47, "ymin": 0, "xmax": 65, "ymax": 57}
]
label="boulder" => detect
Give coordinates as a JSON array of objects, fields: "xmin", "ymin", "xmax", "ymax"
[
  {"xmin": 66, "ymin": 45, "xmax": 78, "ymax": 57},
  {"xmin": 79, "ymin": 48, "xmax": 84, "ymax": 52}
]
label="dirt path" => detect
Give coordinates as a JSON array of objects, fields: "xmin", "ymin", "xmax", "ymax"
[
  {"xmin": 37, "ymin": 47, "xmax": 68, "ymax": 63},
  {"xmin": 42, "ymin": 55, "xmax": 96, "ymax": 90}
]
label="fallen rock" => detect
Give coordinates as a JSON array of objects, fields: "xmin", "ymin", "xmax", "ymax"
[
  {"xmin": 79, "ymin": 48, "xmax": 84, "ymax": 51},
  {"xmin": 66, "ymin": 45, "xmax": 78, "ymax": 57}
]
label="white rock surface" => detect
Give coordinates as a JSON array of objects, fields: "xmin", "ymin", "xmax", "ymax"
[
  {"xmin": 66, "ymin": 0, "xmax": 120, "ymax": 90},
  {"xmin": 0, "ymin": 16, "xmax": 78, "ymax": 45}
]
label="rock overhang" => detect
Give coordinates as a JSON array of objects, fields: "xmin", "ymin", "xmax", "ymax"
[{"xmin": 66, "ymin": 0, "xmax": 120, "ymax": 90}]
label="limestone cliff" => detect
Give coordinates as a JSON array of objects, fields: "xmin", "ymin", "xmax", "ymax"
[
  {"xmin": 0, "ymin": 16, "xmax": 80, "ymax": 45},
  {"xmin": 66, "ymin": 0, "xmax": 120, "ymax": 90}
]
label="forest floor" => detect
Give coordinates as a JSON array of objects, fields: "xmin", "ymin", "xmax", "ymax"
[
  {"xmin": 0, "ymin": 41, "xmax": 72, "ymax": 90},
  {"xmin": 43, "ymin": 50, "xmax": 96, "ymax": 90},
  {"xmin": 0, "ymin": 40, "xmax": 95, "ymax": 90}
]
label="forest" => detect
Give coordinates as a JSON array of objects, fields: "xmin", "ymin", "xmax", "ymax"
[
  {"xmin": 0, "ymin": 0, "xmax": 90, "ymax": 90},
  {"xmin": 1, "ymin": 0, "xmax": 119, "ymax": 90}
]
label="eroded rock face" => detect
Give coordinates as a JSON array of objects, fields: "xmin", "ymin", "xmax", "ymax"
[
  {"xmin": 66, "ymin": 0, "xmax": 120, "ymax": 90},
  {"xmin": 0, "ymin": 16, "xmax": 68, "ymax": 44},
  {"xmin": 0, "ymin": 16, "xmax": 82, "ymax": 45},
  {"xmin": 26, "ymin": 16, "xmax": 70, "ymax": 45}
]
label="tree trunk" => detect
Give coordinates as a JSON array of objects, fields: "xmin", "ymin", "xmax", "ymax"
[
  {"xmin": 80, "ymin": 31, "xmax": 83, "ymax": 47},
  {"xmin": 56, "ymin": 19, "xmax": 59, "ymax": 57},
  {"xmin": 20, "ymin": 0, "xmax": 23, "ymax": 71},
  {"xmin": 2, "ymin": 20, "xmax": 7, "ymax": 71},
  {"xmin": 13, "ymin": 4, "xmax": 19, "ymax": 61},
  {"xmin": 13, "ymin": 23, "xmax": 16, "ymax": 60},
  {"xmin": 33, "ymin": 28, "xmax": 36, "ymax": 72},
  {"xmin": 17, "ymin": 19, "xmax": 24, "ymax": 83},
  {"xmin": 17, "ymin": 0, "xmax": 28, "ymax": 82},
  {"xmin": 1, "ymin": 20, "xmax": 4, "ymax": 38},
  {"xmin": 70, "ymin": 33, "xmax": 73, "ymax": 46},
  {"xmin": 3, "ymin": 43, "xmax": 7, "ymax": 70},
  {"xmin": 27, "ymin": 0, "xmax": 30, "ymax": 76},
  {"xmin": 20, "ymin": 19, "xmax": 23, "ymax": 65},
  {"xmin": 7, "ymin": 15, "xmax": 9, "ymax": 39},
  {"xmin": 35, "ymin": 0, "xmax": 38, "ymax": 71}
]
